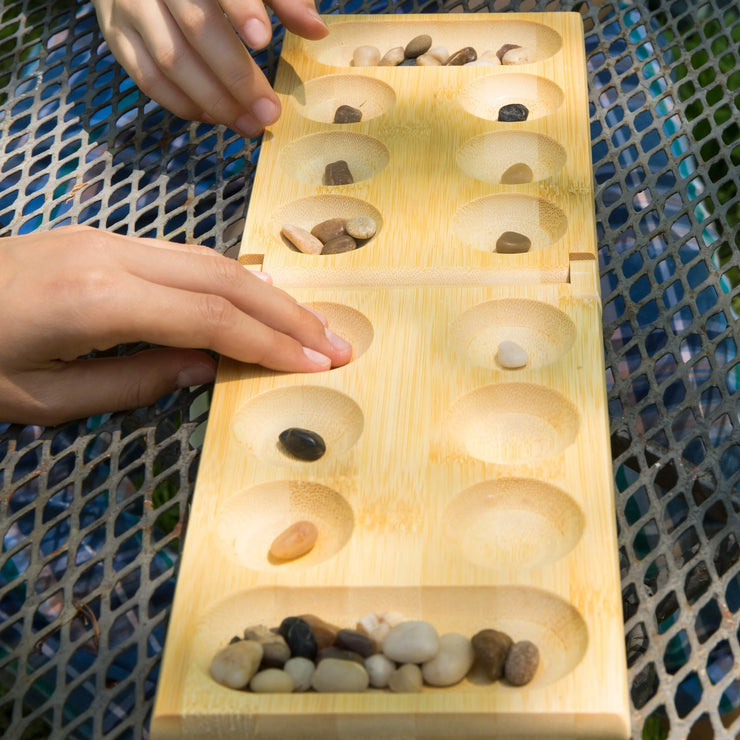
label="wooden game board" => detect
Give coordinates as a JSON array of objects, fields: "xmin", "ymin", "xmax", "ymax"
[{"xmin": 152, "ymin": 13, "xmax": 630, "ymax": 739}]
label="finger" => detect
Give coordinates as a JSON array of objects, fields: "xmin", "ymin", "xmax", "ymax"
[
  {"xmin": 136, "ymin": 2, "xmax": 260, "ymax": 133},
  {"xmin": 162, "ymin": 0, "xmax": 281, "ymax": 131},
  {"xmin": 12, "ymin": 349, "xmax": 217, "ymax": 426},
  {"xmin": 70, "ymin": 274, "xmax": 338, "ymax": 372},
  {"xmin": 219, "ymin": 0, "xmax": 273, "ymax": 49},
  {"xmin": 264, "ymin": 0, "xmax": 328, "ymax": 40},
  {"xmin": 103, "ymin": 27, "xmax": 204, "ymax": 121},
  {"xmin": 112, "ymin": 242, "xmax": 349, "ymax": 362}
]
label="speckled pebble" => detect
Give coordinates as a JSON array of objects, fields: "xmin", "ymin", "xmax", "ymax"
[
  {"xmin": 283, "ymin": 656, "xmax": 315, "ymax": 692},
  {"xmin": 281, "ymin": 224, "xmax": 323, "ymax": 255},
  {"xmin": 210, "ymin": 640, "xmax": 263, "ymax": 689},
  {"xmin": 471, "ymin": 629, "xmax": 512, "ymax": 681},
  {"xmin": 446, "ymin": 47, "xmax": 477, "ymax": 66},
  {"xmin": 404, "ymin": 34, "xmax": 432, "ymax": 59},
  {"xmin": 382, "ymin": 621, "xmax": 439, "ymax": 664},
  {"xmin": 421, "ymin": 633, "xmax": 475, "ymax": 687},
  {"xmin": 249, "ymin": 668, "xmax": 294, "ymax": 693},
  {"xmin": 505, "ymin": 640, "xmax": 539, "ymax": 686},
  {"xmin": 364, "ymin": 653, "xmax": 396, "ymax": 688},
  {"xmin": 379, "ymin": 46, "xmax": 405, "ymax": 66},
  {"xmin": 498, "ymin": 103, "xmax": 530, "ymax": 123},
  {"xmin": 311, "ymin": 218, "xmax": 346, "ymax": 244},
  {"xmin": 311, "ymin": 658, "xmax": 370, "ymax": 693},
  {"xmin": 496, "ymin": 230, "xmax": 532, "ymax": 253},
  {"xmin": 345, "ymin": 215, "xmax": 377, "ymax": 240},
  {"xmin": 496, "ymin": 340, "xmax": 529, "ymax": 369},
  {"xmin": 268, "ymin": 520, "xmax": 319, "ymax": 562},
  {"xmin": 388, "ymin": 663, "xmax": 423, "ymax": 693},
  {"xmin": 333, "ymin": 104, "xmax": 362, "ymax": 124},
  {"xmin": 500, "ymin": 162, "xmax": 533, "ymax": 184},
  {"xmin": 324, "ymin": 160, "xmax": 354, "ymax": 186},
  {"xmin": 353, "ymin": 45, "xmax": 381, "ymax": 67}
]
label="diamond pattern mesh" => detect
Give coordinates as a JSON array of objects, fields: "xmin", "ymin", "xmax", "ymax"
[{"xmin": 0, "ymin": 0, "xmax": 739, "ymax": 738}]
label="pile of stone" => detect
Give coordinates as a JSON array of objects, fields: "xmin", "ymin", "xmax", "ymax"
[
  {"xmin": 281, "ymin": 215, "xmax": 378, "ymax": 255},
  {"xmin": 351, "ymin": 34, "xmax": 542, "ymax": 67},
  {"xmin": 210, "ymin": 612, "xmax": 540, "ymax": 694}
]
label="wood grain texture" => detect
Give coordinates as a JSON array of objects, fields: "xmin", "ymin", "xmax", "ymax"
[{"xmin": 152, "ymin": 13, "xmax": 629, "ymax": 739}]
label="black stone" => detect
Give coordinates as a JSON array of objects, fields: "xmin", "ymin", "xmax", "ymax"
[
  {"xmin": 498, "ymin": 103, "xmax": 529, "ymax": 122},
  {"xmin": 323, "ymin": 160, "xmax": 354, "ymax": 186},
  {"xmin": 279, "ymin": 616, "xmax": 318, "ymax": 661},
  {"xmin": 333, "ymin": 104, "xmax": 362, "ymax": 124},
  {"xmin": 278, "ymin": 427, "xmax": 326, "ymax": 461}
]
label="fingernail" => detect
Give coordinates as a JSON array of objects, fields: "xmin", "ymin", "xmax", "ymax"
[
  {"xmin": 234, "ymin": 112, "xmax": 263, "ymax": 139},
  {"xmin": 299, "ymin": 303, "xmax": 328, "ymax": 326},
  {"xmin": 303, "ymin": 346, "xmax": 331, "ymax": 368},
  {"xmin": 243, "ymin": 17, "xmax": 271, "ymax": 48},
  {"xmin": 309, "ymin": 8, "xmax": 328, "ymax": 28},
  {"xmin": 176, "ymin": 364, "xmax": 216, "ymax": 389},
  {"xmin": 325, "ymin": 328, "xmax": 351, "ymax": 353},
  {"xmin": 250, "ymin": 97, "xmax": 280, "ymax": 126},
  {"xmin": 251, "ymin": 270, "xmax": 272, "ymax": 282}
]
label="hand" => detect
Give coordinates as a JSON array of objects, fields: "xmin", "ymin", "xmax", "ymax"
[
  {"xmin": 91, "ymin": 0, "xmax": 328, "ymax": 136},
  {"xmin": 0, "ymin": 226, "xmax": 352, "ymax": 425}
]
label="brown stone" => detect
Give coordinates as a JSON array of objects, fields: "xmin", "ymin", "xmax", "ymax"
[
  {"xmin": 446, "ymin": 47, "xmax": 477, "ymax": 65},
  {"xmin": 316, "ymin": 646, "xmax": 365, "ymax": 665},
  {"xmin": 333, "ymin": 105, "xmax": 362, "ymax": 124},
  {"xmin": 495, "ymin": 230, "xmax": 531, "ymax": 254},
  {"xmin": 321, "ymin": 235, "xmax": 357, "ymax": 254},
  {"xmin": 311, "ymin": 218, "xmax": 347, "ymax": 244},
  {"xmin": 500, "ymin": 162, "xmax": 533, "ymax": 184},
  {"xmin": 298, "ymin": 614, "xmax": 340, "ymax": 650},
  {"xmin": 471, "ymin": 628, "xmax": 513, "ymax": 681},
  {"xmin": 504, "ymin": 640, "xmax": 539, "ymax": 686},
  {"xmin": 404, "ymin": 34, "xmax": 432, "ymax": 59},
  {"xmin": 496, "ymin": 43, "xmax": 521, "ymax": 62},
  {"xmin": 324, "ymin": 160, "xmax": 354, "ymax": 186},
  {"xmin": 280, "ymin": 224, "xmax": 323, "ymax": 255}
]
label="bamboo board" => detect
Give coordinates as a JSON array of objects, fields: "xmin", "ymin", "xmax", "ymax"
[{"xmin": 152, "ymin": 13, "xmax": 630, "ymax": 739}]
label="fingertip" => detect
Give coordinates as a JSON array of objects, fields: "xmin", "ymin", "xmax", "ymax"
[
  {"xmin": 302, "ymin": 346, "xmax": 331, "ymax": 370},
  {"xmin": 242, "ymin": 17, "xmax": 272, "ymax": 49},
  {"xmin": 175, "ymin": 361, "xmax": 217, "ymax": 389}
]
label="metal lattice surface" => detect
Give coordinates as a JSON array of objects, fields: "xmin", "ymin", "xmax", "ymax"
[{"xmin": 0, "ymin": 0, "xmax": 739, "ymax": 738}]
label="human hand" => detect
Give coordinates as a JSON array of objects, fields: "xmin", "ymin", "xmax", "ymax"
[
  {"xmin": 91, "ymin": 0, "xmax": 328, "ymax": 137},
  {"xmin": 0, "ymin": 226, "xmax": 351, "ymax": 426}
]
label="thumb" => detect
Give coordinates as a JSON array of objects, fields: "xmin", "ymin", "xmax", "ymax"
[{"xmin": 21, "ymin": 349, "xmax": 217, "ymax": 426}]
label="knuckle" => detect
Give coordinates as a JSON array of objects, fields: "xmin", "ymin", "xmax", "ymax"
[{"xmin": 195, "ymin": 293, "xmax": 232, "ymax": 334}]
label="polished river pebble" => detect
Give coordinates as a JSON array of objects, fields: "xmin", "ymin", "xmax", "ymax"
[
  {"xmin": 211, "ymin": 613, "xmax": 541, "ymax": 693},
  {"xmin": 278, "ymin": 427, "xmax": 326, "ymax": 461},
  {"xmin": 268, "ymin": 521, "xmax": 319, "ymax": 562}
]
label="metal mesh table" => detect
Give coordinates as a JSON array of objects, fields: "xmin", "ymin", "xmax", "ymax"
[{"xmin": 1, "ymin": 0, "xmax": 738, "ymax": 737}]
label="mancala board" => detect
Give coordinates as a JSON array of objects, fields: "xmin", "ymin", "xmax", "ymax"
[{"xmin": 152, "ymin": 13, "xmax": 630, "ymax": 739}]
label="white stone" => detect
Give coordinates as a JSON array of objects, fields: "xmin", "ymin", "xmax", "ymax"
[
  {"xmin": 416, "ymin": 53, "xmax": 442, "ymax": 66},
  {"xmin": 427, "ymin": 46, "xmax": 449, "ymax": 64},
  {"xmin": 364, "ymin": 653, "xmax": 396, "ymax": 688},
  {"xmin": 379, "ymin": 46, "xmax": 404, "ymax": 66},
  {"xmin": 382, "ymin": 620, "xmax": 439, "ymax": 663},
  {"xmin": 421, "ymin": 633, "xmax": 475, "ymax": 687},
  {"xmin": 345, "ymin": 215, "xmax": 377, "ymax": 240},
  {"xmin": 496, "ymin": 340, "xmax": 529, "ymax": 369},
  {"xmin": 283, "ymin": 657, "xmax": 315, "ymax": 692},
  {"xmin": 249, "ymin": 668, "xmax": 294, "ymax": 693},
  {"xmin": 353, "ymin": 45, "xmax": 381, "ymax": 67},
  {"xmin": 281, "ymin": 224, "xmax": 323, "ymax": 255},
  {"xmin": 311, "ymin": 658, "xmax": 369, "ymax": 692},
  {"xmin": 388, "ymin": 663, "xmax": 423, "ymax": 693},
  {"xmin": 502, "ymin": 46, "xmax": 542, "ymax": 65},
  {"xmin": 479, "ymin": 50, "xmax": 503, "ymax": 65},
  {"xmin": 209, "ymin": 640, "xmax": 263, "ymax": 689}
]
